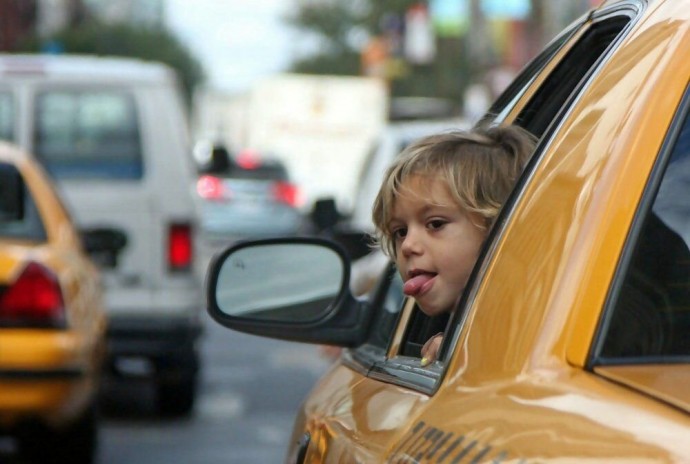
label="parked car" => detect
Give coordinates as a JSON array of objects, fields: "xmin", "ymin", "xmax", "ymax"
[
  {"xmin": 0, "ymin": 54, "xmax": 203, "ymax": 416},
  {"xmin": 0, "ymin": 143, "xmax": 108, "ymax": 463},
  {"xmin": 206, "ymin": 0, "xmax": 690, "ymax": 461},
  {"xmin": 196, "ymin": 145, "xmax": 304, "ymax": 241}
]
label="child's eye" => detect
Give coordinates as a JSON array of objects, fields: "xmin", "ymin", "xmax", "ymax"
[
  {"xmin": 427, "ymin": 219, "xmax": 447, "ymax": 230},
  {"xmin": 392, "ymin": 227, "xmax": 407, "ymax": 240}
]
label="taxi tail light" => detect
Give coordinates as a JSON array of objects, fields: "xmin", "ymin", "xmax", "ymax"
[
  {"xmin": 197, "ymin": 175, "xmax": 231, "ymax": 201},
  {"xmin": 168, "ymin": 223, "xmax": 193, "ymax": 272},
  {"xmin": 272, "ymin": 181, "xmax": 302, "ymax": 208},
  {"xmin": 0, "ymin": 262, "xmax": 66, "ymax": 328}
]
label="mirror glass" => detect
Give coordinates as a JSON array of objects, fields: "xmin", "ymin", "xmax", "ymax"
[{"xmin": 214, "ymin": 242, "xmax": 344, "ymax": 322}]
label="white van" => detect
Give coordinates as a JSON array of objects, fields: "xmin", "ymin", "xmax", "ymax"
[{"xmin": 0, "ymin": 54, "xmax": 203, "ymax": 416}]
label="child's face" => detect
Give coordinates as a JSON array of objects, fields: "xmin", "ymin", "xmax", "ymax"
[{"xmin": 389, "ymin": 175, "xmax": 487, "ymax": 317}]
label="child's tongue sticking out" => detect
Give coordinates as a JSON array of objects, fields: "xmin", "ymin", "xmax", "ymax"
[{"xmin": 403, "ymin": 273, "xmax": 435, "ymax": 296}]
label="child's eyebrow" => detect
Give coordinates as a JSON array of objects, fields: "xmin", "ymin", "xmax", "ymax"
[{"xmin": 386, "ymin": 218, "xmax": 402, "ymax": 232}]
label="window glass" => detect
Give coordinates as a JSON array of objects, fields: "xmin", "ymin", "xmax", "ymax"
[
  {"xmin": 0, "ymin": 92, "xmax": 14, "ymax": 141},
  {"xmin": 597, "ymin": 107, "xmax": 690, "ymax": 361},
  {"xmin": 0, "ymin": 163, "xmax": 47, "ymax": 241},
  {"xmin": 516, "ymin": 16, "xmax": 631, "ymax": 138},
  {"xmin": 479, "ymin": 25, "xmax": 577, "ymax": 128},
  {"xmin": 366, "ymin": 264, "xmax": 405, "ymax": 350},
  {"xmin": 34, "ymin": 90, "xmax": 143, "ymax": 179}
]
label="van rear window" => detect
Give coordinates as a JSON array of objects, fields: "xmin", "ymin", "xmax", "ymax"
[{"xmin": 34, "ymin": 90, "xmax": 143, "ymax": 179}]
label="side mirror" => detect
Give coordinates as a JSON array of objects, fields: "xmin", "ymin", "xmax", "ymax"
[
  {"xmin": 206, "ymin": 237, "xmax": 372, "ymax": 346},
  {"xmin": 81, "ymin": 227, "xmax": 128, "ymax": 268},
  {"xmin": 332, "ymin": 229, "xmax": 372, "ymax": 261},
  {"xmin": 0, "ymin": 163, "xmax": 24, "ymax": 222}
]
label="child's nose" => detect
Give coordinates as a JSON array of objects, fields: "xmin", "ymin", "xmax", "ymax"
[{"xmin": 400, "ymin": 228, "xmax": 422, "ymax": 257}]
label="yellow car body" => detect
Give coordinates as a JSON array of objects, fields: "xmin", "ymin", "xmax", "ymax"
[
  {"xmin": 0, "ymin": 142, "xmax": 106, "ymax": 461},
  {"xmin": 207, "ymin": 0, "xmax": 690, "ymax": 462}
]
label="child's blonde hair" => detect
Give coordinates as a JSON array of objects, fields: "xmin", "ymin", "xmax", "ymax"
[{"xmin": 372, "ymin": 124, "xmax": 537, "ymax": 257}]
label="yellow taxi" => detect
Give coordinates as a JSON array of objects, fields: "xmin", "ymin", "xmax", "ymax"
[
  {"xmin": 206, "ymin": 0, "xmax": 690, "ymax": 461},
  {"xmin": 0, "ymin": 142, "xmax": 107, "ymax": 463}
]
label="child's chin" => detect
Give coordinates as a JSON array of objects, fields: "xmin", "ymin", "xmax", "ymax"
[{"xmin": 417, "ymin": 302, "xmax": 447, "ymax": 317}]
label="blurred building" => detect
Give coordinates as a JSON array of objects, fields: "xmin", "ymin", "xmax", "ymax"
[
  {"xmin": 0, "ymin": 0, "xmax": 37, "ymax": 50},
  {"xmin": 37, "ymin": 0, "xmax": 88, "ymax": 37},
  {"xmin": 0, "ymin": 0, "xmax": 89, "ymax": 50},
  {"xmin": 0, "ymin": 0, "xmax": 165, "ymax": 52}
]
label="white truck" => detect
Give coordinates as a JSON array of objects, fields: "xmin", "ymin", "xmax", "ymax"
[{"xmin": 244, "ymin": 73, "xmax": 389, "ymax": 213}]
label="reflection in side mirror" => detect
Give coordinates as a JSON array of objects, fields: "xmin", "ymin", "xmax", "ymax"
[
  {"xmin": 214, "ymin": 242, "xmax": 345, "ymax": 323},
  {"xmin": 0, "ymin": 163, "xmax": 24, "ymax": 222}
]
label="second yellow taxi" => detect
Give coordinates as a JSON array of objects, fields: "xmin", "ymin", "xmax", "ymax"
[{"xmin": 0, "ymin": 143, "xmax": 108, "ymax": 464}]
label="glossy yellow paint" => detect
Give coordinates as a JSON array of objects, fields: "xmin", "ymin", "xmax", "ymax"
[
  {"xmin": 595, "ymin": 364, "xmax": 690, "ymax": 412},
  {"xmin": 295, "ymin": 364, "xmax": 430, "ymax": 464},
  {"xmin": 0, "ymin": 143, "xmax": 107, "ymax": 426},
  {"xmin": 0, "ymin": 331, "xmax": 84, "ymax": 368},
  {"xmin": 290, "ymin": 1, "xmax": 690, "ymax": 462},
  {"xmin": 457, "ymin": 0, "xmax": 690, "ymax": 380}
]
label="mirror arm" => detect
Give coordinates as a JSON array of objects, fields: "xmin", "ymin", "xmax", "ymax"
[{"xmin": 324, "ymin": 293, "xmax": 374, "ymax": 348}]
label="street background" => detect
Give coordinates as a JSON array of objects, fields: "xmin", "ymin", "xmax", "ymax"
[{"xmin": 98, "ymin": 315, "xmax": 332, "ymax": 463}]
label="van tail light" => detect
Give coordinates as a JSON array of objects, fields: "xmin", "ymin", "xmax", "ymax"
[
  {"xmin": 0, "ymin": 262, "xmax": 66, "ymax": 328},
  {"xmin": 168, "ymin": 223, "xmax": 193, "ymax": 272},
  {"xmin": 197, "ymin": 175, "xmax": 231, "ymax": 201},
  {"xmin": 272, "ymin": 181, "xmax": 302, "ymax": 208}
]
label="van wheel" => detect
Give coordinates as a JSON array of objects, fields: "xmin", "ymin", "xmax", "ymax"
[
  {"xmin": 155, "ymin": 349, "xmax": 199, "ymax": 417},
  {"xmin": 17, "ymin": 401, "xmax": 98, "ymax": 464}
]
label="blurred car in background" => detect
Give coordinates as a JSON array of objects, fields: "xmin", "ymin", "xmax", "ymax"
[
  {"xmin": 196, "ymin": 144, "xmax": 304, "ymax": 241},
  {"xmin": 0, "ymin": 143, "xmax": 107, "ymax": 464}
]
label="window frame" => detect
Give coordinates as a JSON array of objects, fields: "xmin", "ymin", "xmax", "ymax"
[{"xmin": 589, "ymin": 82, "xmax": 690, "ymax": 368}]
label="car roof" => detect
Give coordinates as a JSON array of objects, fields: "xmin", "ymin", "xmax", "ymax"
[{"xmin": 0, "ymin": 53, "xmax": 175, "ymax": 83}]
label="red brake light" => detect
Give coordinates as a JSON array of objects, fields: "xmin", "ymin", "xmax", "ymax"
[
  {"xmin": 0, "ymin": 262, "xmax": 66, "ymax": 327},
  {"xmin": 197, "ymin": 175, "xmax": 230, "ymax": 201},
  {"xmin": 272, "ymin": 181, "xmax": 302, "ymax": 208},
  {"xmin": 169, "ymin": 223, "xmax": 192, "ymax": 272},
  {"xmin": 236, "ymin": 149, "xmax": 261, "ymax": 169}
]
